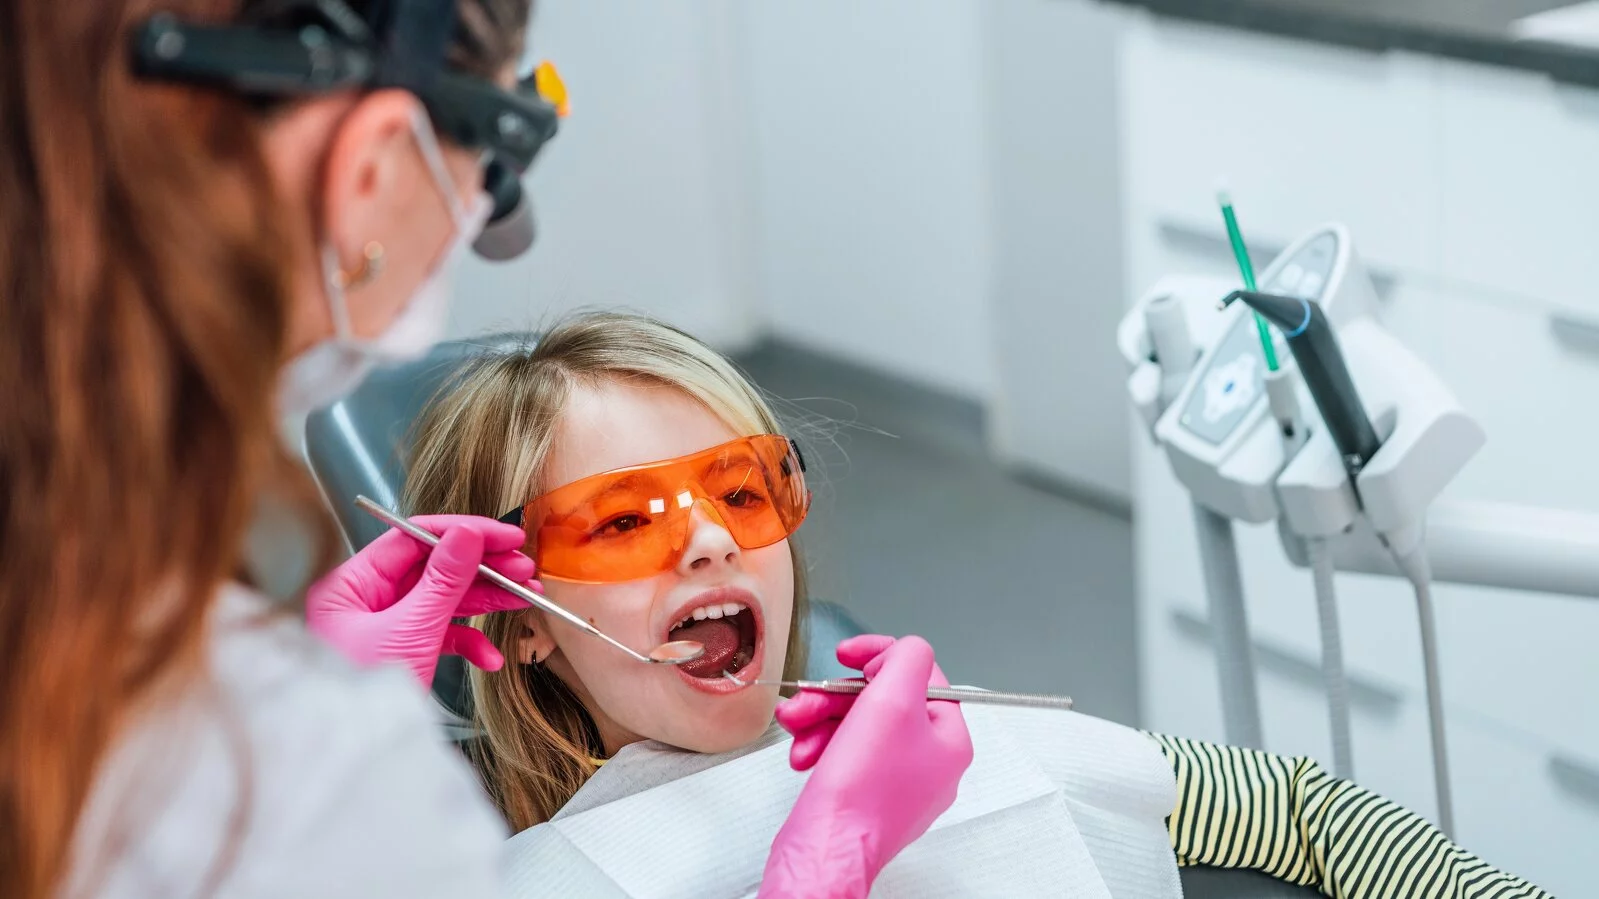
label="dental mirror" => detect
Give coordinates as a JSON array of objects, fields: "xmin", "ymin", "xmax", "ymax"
[
  {"xmin": 649, "ymin": 641, "xmax": 709, "ymax": 664},
  {"xmin": 355, "ymin": 496, "xmax": 706, "ymax": 667}
]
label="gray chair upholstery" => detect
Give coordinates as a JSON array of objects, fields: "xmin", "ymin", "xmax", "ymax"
[
  {"xmin": 304, "ymin": 334, "xmax": 524, "ymax": 552},
  {"xmin": 302, "ymin": 332, "xmax": 869, "ymax": 720},
  {"xmin": 800, "ymin": 599, "xmax": 870, "ymax": 681},
  {"xmin": 1180, "ymin": 866, "xmax": 1319, "ymax": 897}
]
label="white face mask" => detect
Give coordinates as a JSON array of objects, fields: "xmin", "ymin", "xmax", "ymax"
[{"xmin": 277, "ymin": 114, "xmax": 493, "ymax": 421}]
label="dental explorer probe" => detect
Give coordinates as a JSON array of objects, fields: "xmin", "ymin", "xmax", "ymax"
[
  {"xmin": 355, "ymin": 496, "xmax": 706, "ymax": 666},
  {"xmin": 740, "ymin": 676, "xmax": 1073, "ymax": 711}
]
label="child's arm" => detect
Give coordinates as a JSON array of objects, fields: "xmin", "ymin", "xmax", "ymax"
[{"xmin": 1145, "ymin": 732, "xmax": 1552, "ymax": 898}]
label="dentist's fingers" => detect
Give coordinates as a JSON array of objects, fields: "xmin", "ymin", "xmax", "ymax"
[
  {"xmin": 480, "ymin": 550, "xmax": 536, "ymax": 583},
  {"xmin": 787, "ymin": 719, "xmax": 843, "ymax": 772},
  {"xmin": 857, "ymin": 637, "xmax": 952, "ymax": 690},
  {"xmin": 774, "ymin": 689, "xmax": 857, "ymax": 734},
  {"xmin": 857, "ymin": 637, "xmax": 936, "ymax": 701},
  {"xmin": 407, "ymin": 515, "xmax": 529, "ymax": 554},
  {"xmin": 835, "ymin": 634, "xmax": 897, "ymax": 672},
  {"xmin": 442, "ymin": 623, "xmax": 505, "ymax": 672},
  {"xmin": 361, "ymin": 516, "xmax": 527, "ymax": 584},
  {"xmin": 453, "ymin": 575, "xmax": 545, "ymax": 617},
  {"xmin": 402, "ymin": 526, "xmax": 488, "ymax": 621}
]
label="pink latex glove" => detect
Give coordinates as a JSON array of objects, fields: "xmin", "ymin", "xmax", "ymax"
[
  {"xmin": 759, "ymin": 635, "xmax": 973, "ymax": 899},
  {"xmin": 306, "ymin": 515, "xmax": 539, "ymax": 687}
]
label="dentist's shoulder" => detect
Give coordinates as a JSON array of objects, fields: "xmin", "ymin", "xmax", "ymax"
[{"xmin": 72, "ymin": 582, "xmax": 507, "ymax": 899}]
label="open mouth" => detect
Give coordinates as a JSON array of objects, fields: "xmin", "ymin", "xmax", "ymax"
[{"xmin": 667, "ymin": 596, "xmax": 760, "ymax": 683}]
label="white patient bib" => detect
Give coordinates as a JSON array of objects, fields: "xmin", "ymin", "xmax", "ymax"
[{"xmin": 503, "ymin": 705, "xmax": 1182, "ymax": 899}]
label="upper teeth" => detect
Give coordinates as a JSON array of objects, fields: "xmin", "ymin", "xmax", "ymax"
[{"xmin": 672, "ymin": 601, "xmax": 747, "ymax": 631}]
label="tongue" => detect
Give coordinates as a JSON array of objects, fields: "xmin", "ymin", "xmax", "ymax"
[{"xmin": 672, "ymin": 617, "xmax": 741, "ymax": 678}]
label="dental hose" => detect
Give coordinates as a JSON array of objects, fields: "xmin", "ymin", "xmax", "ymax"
[
  {"xmin": 1394, "ymin": 544, "xmax": 1456, "ymax": 838},
  {"xmin": 1192, "ymin": 502, "xmax": 1265, "ymax": 750},
  {"xmin": 1305, "ymin": 537, "xmax": 1355, "ymax": 781},
  {"xmin": 1265, "ymin": 363, "xmax": 1354, "ymax": 779}
]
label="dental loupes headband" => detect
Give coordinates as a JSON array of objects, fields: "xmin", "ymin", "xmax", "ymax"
[{"xmin": 128, "ymin": 0, "xmax": 563, "ymax": 259}]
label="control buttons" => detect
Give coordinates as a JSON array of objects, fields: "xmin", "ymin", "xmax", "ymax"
[
  {"xmin": 1201, "ymin": 353, "xmax": 1259, "ymax": 423},
  {"xmin": 1270, "ymin": 262, "xmax": 1330, "ymax": 301},
  {"xmin": 1179, "ymin": 311, "xmax": 1270, "ymax": 446},
  {"xmin": 1274, "ymin": 263, "xmax": 1305, "ymax": 295}
]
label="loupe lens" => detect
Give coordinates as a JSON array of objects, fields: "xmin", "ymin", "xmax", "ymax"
[{"xmin": 475, "ymin": 159, "xmax": 535, "ymax": 260}]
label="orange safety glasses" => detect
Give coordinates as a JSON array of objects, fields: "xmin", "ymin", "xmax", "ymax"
[{"xmin": 498, "ymin": 435, "xmax": 811, "ymax": 584}]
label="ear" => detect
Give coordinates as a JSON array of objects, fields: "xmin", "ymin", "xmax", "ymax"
[
  {"xmin": 318, "ymin": 89, "xmax": 424, "ymax": 267},
  {"xmin": 515, "ymin": 608, "xmax": 558, "ymax": 666}
]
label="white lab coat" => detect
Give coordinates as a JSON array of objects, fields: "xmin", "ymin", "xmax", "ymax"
[{"xmin": 66, "ymin": 583, "xmax": 507, "ymax": 899}]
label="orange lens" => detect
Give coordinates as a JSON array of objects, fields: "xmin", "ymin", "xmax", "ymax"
[{"xmin": 524, "ymin": 435, "xmax": 810, "ymax": 583}]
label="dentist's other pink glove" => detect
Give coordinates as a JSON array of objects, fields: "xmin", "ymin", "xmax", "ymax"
[
  {"xmin": 305, "ymin": 515, "xmax": 538, "ymax": 688},
  {"xmin": 760, "ymin": 635, "xmax": 973, "ymax": 899}
]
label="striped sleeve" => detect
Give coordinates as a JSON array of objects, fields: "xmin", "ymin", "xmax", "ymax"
[{"xmin": 1144, "ymin": 732, "xmax": 1555, "ymax": 899}]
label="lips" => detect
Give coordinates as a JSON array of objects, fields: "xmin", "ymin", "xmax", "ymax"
[{"xmin": 663, "ymin": 587, "xmax": 764, "ymax": 694}]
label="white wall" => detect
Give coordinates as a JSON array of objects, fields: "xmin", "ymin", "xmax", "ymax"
[
  {"xmin": 740, "ymin": 0, "xmax": 997, "ymax": 401},
  {"xmin": 448, "ymin": 0, "xmax": 759, "ymax": 350},
  {"xmin": 447, "ymin": 0, "xmax": 1128, "ymax": 501},
  {"xmin": 982, "ymin": 0, "xmax": 1132, "ymax": 502}
]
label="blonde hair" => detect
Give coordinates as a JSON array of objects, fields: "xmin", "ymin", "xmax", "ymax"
[{"xmin": 402, "ymin": 312, "xmax": 810, "ymax": 830}]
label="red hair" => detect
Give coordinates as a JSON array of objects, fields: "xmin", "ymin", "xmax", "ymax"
[
  {"xmin": 0, "ymin": 1, "xmax": 533, "ymax": 893},
  {"xmin": 0, "ymin": 2, "xmax": 312, "ymax": 895}
]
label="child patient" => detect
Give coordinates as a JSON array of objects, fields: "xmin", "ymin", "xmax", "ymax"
[{"xmin": 403, "ymin": 313, "xmax": 1551, "ymax": 898}]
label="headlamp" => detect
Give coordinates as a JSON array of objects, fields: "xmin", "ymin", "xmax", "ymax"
[{"xmin": 130, "ymin": 0, "xmax": 563, "ymax": 259}]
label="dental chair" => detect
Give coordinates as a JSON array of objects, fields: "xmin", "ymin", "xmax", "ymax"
[
  {"xmin": 301, "ymin": 332, "xmax": 869, "ymax": 733},
  {"xmin": 302, "ymin": 333, "xmax": 1303, "ymax": 898}
]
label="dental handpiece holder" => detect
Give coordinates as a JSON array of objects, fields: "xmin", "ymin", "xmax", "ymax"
[
  {"xmin": 1271, "ymin": 313, "xmax": 1484, "ymax": 555},
  {"xmin": 1119, "ymin": 226, "xmax": 1387, "ymax": 525},
  {"xmin": 1118, "ymin": 223, "xmax": 1484, "ymax": 835},
  {"xmin": 1222, "ymin": 290, "xmax": 1380, "ymax": 478}
]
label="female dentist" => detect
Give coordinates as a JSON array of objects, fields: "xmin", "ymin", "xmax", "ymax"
[{"xmin": 0, "ymin": 2, "xmax": 970, "ymax": 898}]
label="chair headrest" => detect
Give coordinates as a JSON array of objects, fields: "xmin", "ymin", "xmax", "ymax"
[{"xmin": 303, "ymin": 332, "xmax": 537, "ymax": 552}]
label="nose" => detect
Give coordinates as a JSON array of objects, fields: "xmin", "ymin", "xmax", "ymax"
[{"xmin": 676, "ymin": 498, "xmax": 741, "ymax": 575}]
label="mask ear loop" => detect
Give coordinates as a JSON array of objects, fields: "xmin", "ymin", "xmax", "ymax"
[{"xmin": 411, "ymin": 109, "xmax": 471, "ymax": 224}]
